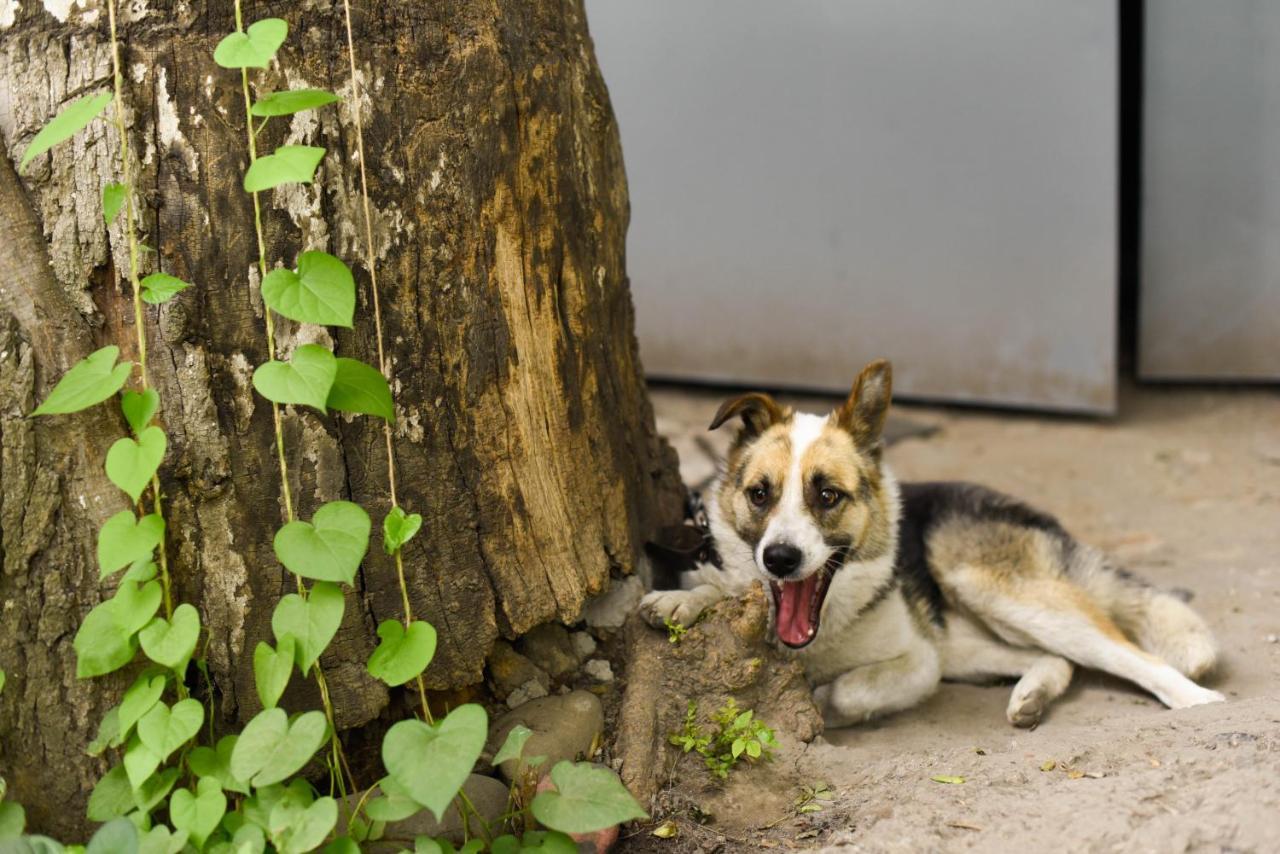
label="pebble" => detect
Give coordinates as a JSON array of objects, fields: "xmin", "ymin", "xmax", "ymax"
[
  {"xmin": 584, "ymin": 658, "xmax": 614, "ymax": 683},
  {"xmin": 1266, "ymin": 634, "xmax": 1278, "ymax": 644},
  {"xmin": 487, "ymin": 690, "xmax": 604, "ymax": 782},
  {"xmin": 506, "ymin": 678, "xmax": 549, "ymax": 709},
  {"xmin": 487, "ymin": 640, "xmax": 550, "ymax": 700},
  {"xmin": 518, "ymin": 624, "xmax": 580, "ymax": 677},
  {"xmin": 569, "ymin": 630, "xmax": 598, "ymax": 661},
  {"xmin": 580, "ymin": 576, "xmax": 644, "ymax": 630}
]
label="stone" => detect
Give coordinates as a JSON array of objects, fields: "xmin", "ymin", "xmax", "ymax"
[
  {"xmin": 569, "ymin": 630, "xmax": 597, "ymax": 661},
  {"xmin": 584, "ymin": 658, "xmax": 614, "ymax": 683},
  {"xmin": 580, "ymin": 575, "xmax": 644, "ymax": 630},
  {"xmin": 487, "ymin": 690, "xmax": 604, "ymax": 782},
  {"xmin": 518, "ymin": 623, "xmax": 580, "ymax": 677},
  {"xmin": 506, "ymin": 678, "xmax": 549, "ymax": 709},
  {"xmin": 351, "ymin": 773, "xmax": 509, "ymax": 849},
  {"xmin": 487, "ymin": 640, "xmax": 550, "ymax": 700}
]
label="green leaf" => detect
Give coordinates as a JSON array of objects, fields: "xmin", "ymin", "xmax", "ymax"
[
  {"xmin": 74, "ymin": 600, "xmax": 138, "ymax": 678},
  {"xmin": 745, "ymin": 739, "xmax": 761, "ymax": 758},
  {"xmin": 261, "ymin": 251, "xmax": 355, "ymax": 327},
  {"xmin": 105, "ymin": 426, "xmax": 166, "ymax": 503},
  {"xmin": 123, "ymin": 557, "xmax": 158, "ymax": 583},
  {"xmin": 87, "ymin": 817, "xmax": 138, "ymax": 854},
  {"xmin": 88, "ymin": 707, "xmax": 121, "ymax": 756},
  {"xmin": 118, "ymin": 672, "xmax": 167, "ymax": 743},
  {"xmin": 321, "ymin": 838, "xmax": 361, "ymax": 854},
  {"xmin": 213, "ymin": 18, "xmax": 288, "ymax": 69},
  {"xmin": 188, "ymin": 734, "xmax": 250, "ymax": 795},
  {"xmin": 518, "ymin": 831, "xmax": 577, "ymax": 853},
  {"xmin": 230, "ymin": 707, "xmax": 329, "ymax": 787},
  {"xmin": 138, "ymin": 603, "xmax": 200, "ymax": 672},
  {"xmin": 121, "ymin": 388, "xmax": 159, "ymax": 435},
  {"xmin": 530, "ymin": 761, "xmax": 648, "ymax": 834},
  {"xmin": 112, "ymin": 578, "xmax": 162, "ymax": 636},
  {"xmin": 20, "ymin": 91, "xmax": 112, "ymax": 171},
  {"xmin": 367, "ymin": 619, "xmax": 436, "ymax": 687},
  {"xmin": 253, "ymin": 637, "xmax": 294, "ymax": 709},
  {"xmin": 123, "ymin": 733, "xmax": 161, "ymax": 789},
  {"xmin": 87, "ymin": 764, "xmax": 133, "ymax": 822},
  {"xmin": 382, "ymin": 704, "xmax": 488, "ymax": 822},
  {"xmin": 731, "ymin": 738, "xmax": 744, "ymax": 758},
  {"xmin": 102, "ymin": 182, "xmax": 127, "ymax": 224},
  {"xmin": 0, "ymin": 668, "xmax": 5, "ymax": 695},
  {"xmin": 98, "ymin": 510, "xmax": 164, "ymax": 578},
  {"xmin": 252, "ymin": 344, "xmax": 337, "ymax": 412},
  {"xmin": 492, "ymin": 724, "xmax": 532, "ymax": 768},
  {"xmin": 139, "ymin": 273, "xmax": 191, "ymax": 306},
  {"xmin": 170, "ymin": 777, "xmax": 227, "ymax": 849},
  {"xmin": 32, "ymin": 345, "xmax": 132, "ymax": 416},
  {"xmin": 243, "ymin": 145, "xmax": 325, "ymax": 193},
  {"xmin": 271, "ymin": 581, "xmax": 344, "ymax": 675},
  {"xmin": 137, "ymin": 825, "xmax": 189, "ymax": 854},
  {"xmin": 273, "ymin": 500, "xmax": 370, "ymax": 585},
  {"xmin": 930, "ymin": 775, "xmax": 966, "ymax": 785},
  {"xmin": 250, "ymin": 89, "xmax": 339, "ymax": 117},
  {"xmin": 0, "ymin": 800, "xmax": 25, "ymax": 839},
  {"xmin": 138, "ymin": 697, "xmax": 203, "ymax": 762},
  {"xmin": 382, "ymin": 506, "xmax": 423, "ymax": 554},
  {"xmin": 132, "ymin": 765, "xmax": 180, "ymax": 815},
  {"xmin": 272, "ymin": 795, "xmax": 337, "ymax": 854},
  {"xmin": 328, "ymin": 357, "xmax": 394, "ymax": 422},
  {"xmin": 364, "ymin": 776, "xmax": 423, "ymax": 822}
]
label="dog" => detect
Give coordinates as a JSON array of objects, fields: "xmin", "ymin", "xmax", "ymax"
[{"xmin": 639, "ymin": 359, "xmax": 1225, "ymax": 728}]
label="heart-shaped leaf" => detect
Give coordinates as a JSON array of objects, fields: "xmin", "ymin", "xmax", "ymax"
[
  {"xmin": 271, "ymin": 582, "xmax": 344, "ymax": 674},
  {"xmin": 86, "ymin": 764, "xmax": 133, "ymax": 822},
  {"xmin": 138, "ymin": 697, "xmax": 203, "ymax": 762},
  {"xmin": 253, "ymin": 637, "xmax": 295, "ymax": 709},
  {"xmin": 102, "ymin": 182, "xmax": 127, "ymax": 224},
  {"xmin": 364, "ymin": 775, "xmax": 424, "ymax": 822},
  {"xmin": 273, "ymin": 500, "xmax": 370, "ymax": 585},
  {"xmin": 86, "ymin": 817, "xmax": 138, "ymax": 854},
  {"xmin": 121, "ymin": 388, "xmax": 159, "ymax": 435},
  {"xmin": 252, "ymin": 344, "xmax": 337, "ymax": 412},
  {"xmin": 244, "ymin": 145, "xmax": 325, "ymax": 193},
  {"xmin": 231, "ymin": 707, "xmax": 329, "ymax": 787},
  {"xmin": 272, "ymin": 794, "xmax": 337, "ymax": 854},
  {"xmin": 32, "ymin": 345, "xmax": 132, "ymax": 416},
  {"xmin": 530, "ymin": 761, "xmax": 649, "ymax": 834},
  {"xmin": 123, "ymin": 733, "xmax": 161, "ymax": 789},
  {"xmin": 20, "ymin": 91, "xmax": 112, "ymax": 171},
  {"xmin": 367, "ymin": 619, "xmax": 436, "ymax": 686},
  {"xmin": 74, "ymin": 600, "xmax": 138, "ymax": 678},
  {"xmin": 111, "ymin": 579, "xmax": 163, "ymax": 636},
  {"xmin": 138, "ymin": 824, "xmax": 189, "ymax": 854},
  {"xmin": 492, "ymin": 724, "xmax": 533, "ymax": 768},
  {"xmin": 383, "ymin": 506, "xmax": 423, "ymax": 554},
  {"xmin": 138, "ymin": 603, "xmax": 200, "ymax": 672},
  {"xmin": 261, "ymin": 251, "xmax": 355, "ymax": 327},
  {"xmin": 170, "ymin": 777, "xmax": 226, "ymax": 849},
  {"xmin": 123, "ymin": 558, "xmax": 158, "ymax": 583},
  {"xmin": 383, "ymin": 704, "xmax": 488, "ymax": 821},
  {"xmin": 139, "ymin": 273, "xmax": 191, "ymax": 306},
  {"xmin": 118, "ymin": 672, "xmax": 167, "ymax": 740},
  {"xmin": 105, "ymin": 426, "xmax": 167, "ymax": 503},
  {"xmin": 213, "ymin": 18, "xmax": 288, "ymax": 69},
  {"xmin": 98, "ymin": 510, "xmax": 164, "ymax": 578},
  {"xmin": 251, "ymin": 89, "xmax": 339, "ymax": 117},
  {"xmin": 132, "ymin": 766, "xmax": 180, "ymax": 815},
  {"xmin": 328, "ymin": 357, "xmax": 394, "ymax": 422},
  {"xmin": 188, "ymin": 734, "xmax": 250, "ymax": 795}
]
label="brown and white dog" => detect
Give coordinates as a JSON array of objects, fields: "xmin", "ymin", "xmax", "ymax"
[{"xmin": 640, "ymin": 360, "xmax": 1224, "ymax": 728}]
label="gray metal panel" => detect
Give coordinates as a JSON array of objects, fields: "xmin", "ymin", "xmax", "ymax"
[
  {"xmin": 1141, "ymin": 1, "xmax": 1280, "ymax": 380},
  {"xmin": 589, "ymin": 0, "xmax": 1118, "ymax": 412}
]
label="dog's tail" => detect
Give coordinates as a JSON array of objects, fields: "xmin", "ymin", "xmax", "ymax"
[{"xmin": 1072, "ymin": 547, "xmax": 1218, "ymax": 679}]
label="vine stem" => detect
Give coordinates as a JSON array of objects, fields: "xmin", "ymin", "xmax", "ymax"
[
  {"xmin": 232, "ymin": 0, "xmax": 353, "ymax": 799},
  {"xmin": 340, "ymin": 0, "xmax": 433, "ymax": 726},
  {"xmin": 106, "ymin": 0, "xmax": 178, "ymax": 655}
]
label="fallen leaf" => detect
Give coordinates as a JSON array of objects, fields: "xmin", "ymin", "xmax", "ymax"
[
  {"xmin": 1149, "ymin": 758, "xmax": 1162, "ymax": 768},
  {"xmin": 947, "ymin": 821, "xmax": 983, "ymax": 832},
  {"xmin": 931, "ymin": 775, "xmax": 965, "ymax": 785},
  {"xmin": 652, "ymin": 820, "xmax": 678, "ymax": 839},
  {"xmin": 974, "ymin": 747, "xmax": 987, "ymax": 756},
  {"xmin": 1067, "ymin": 770, "xmax": 1085, "ymax": 780},
  {"xmin": 1040, "ymin": 760, "xmax": 1057, "ymax": 772}
]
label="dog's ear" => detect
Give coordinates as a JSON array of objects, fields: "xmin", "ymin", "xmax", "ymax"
[
  {"xmin": 836, "ymin": 360, "xmax": 893, "ymax": 451},
  {"xmin": 709, "ymin": 392, "xmax": 786, "ymax": 437}
]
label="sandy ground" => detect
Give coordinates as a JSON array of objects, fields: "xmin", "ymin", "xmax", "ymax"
[{"xmin": 648, "ymin": 383, "xmax": 1280, "ymax": 853}]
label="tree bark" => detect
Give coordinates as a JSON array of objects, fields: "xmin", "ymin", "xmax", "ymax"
[{"xmin": 0, "ymin": 0, "xmax": 682, "ymax": 836}]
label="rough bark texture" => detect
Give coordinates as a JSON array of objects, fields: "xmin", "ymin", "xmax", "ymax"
[{"xmin": 0, "ymin": 0, "xmax": 682, "ymax": 836}]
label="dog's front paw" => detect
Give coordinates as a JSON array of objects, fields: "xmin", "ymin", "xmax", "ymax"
[{"xmin": 639, "ymin": 589, "xmax": 706, "ymax": 629}]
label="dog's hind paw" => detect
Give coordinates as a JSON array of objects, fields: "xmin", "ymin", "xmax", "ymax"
[{"xmin": 1006, "ymin": 688, "xmax": 1047, "ymax": 728}]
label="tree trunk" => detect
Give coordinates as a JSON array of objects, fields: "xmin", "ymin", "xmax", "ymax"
[{"xmin": 0, "ymin": 0, "xmax": 682, "ymax": 836}]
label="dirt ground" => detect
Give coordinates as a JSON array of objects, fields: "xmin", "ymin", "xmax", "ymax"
[{"xmin": 645, "ymin": 383, "xmax": 1280, "ymax": 853}]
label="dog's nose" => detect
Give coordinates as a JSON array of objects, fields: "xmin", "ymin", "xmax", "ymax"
[{"xmin": 763, "ymin": 543, "xmax": 803, "ymax": 577}]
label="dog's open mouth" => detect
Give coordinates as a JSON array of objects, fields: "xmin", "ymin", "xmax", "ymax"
[{"xmin": 769, "ymin": 566, "xmax": 835, "ymax": 649}]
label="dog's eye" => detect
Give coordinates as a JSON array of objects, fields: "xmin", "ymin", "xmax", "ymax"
[
  {"xmin": 748, "ymin": 485, "xmax": 769, "ymax": 507},
  {"xmin": 819, "ymin": 488, "xmax": 844, "ymax": 509}
]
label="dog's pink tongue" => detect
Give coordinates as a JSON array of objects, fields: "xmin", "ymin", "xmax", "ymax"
[{"xmin": 776, "ymin": 575, "xmax": 818, "ymax": 646}]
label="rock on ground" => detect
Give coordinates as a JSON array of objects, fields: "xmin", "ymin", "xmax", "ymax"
[
  {"xmin": 486, "ymin": 690, "xmax": 605, "ymax": 782},
  {"xmin": 613, "ymin": 583, "xmax": 823, "ymax": 807}
]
